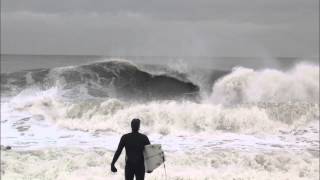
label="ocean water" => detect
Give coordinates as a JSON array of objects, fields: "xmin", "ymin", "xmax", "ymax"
[{"xmin": 1, "ymin": 55, "xmax": 319, "ymax": 179}]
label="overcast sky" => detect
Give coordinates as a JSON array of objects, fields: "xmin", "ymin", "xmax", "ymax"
[{"xmin": 1, "ymin": 0, "xmax": 319, "ymax": 57}]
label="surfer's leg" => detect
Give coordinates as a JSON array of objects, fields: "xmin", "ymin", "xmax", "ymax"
[
  {"xmin": 125, "ymin": 164, "xmax": 134, "ymax": 180},
  {"xmin": 134, "ymin": 164, "xmax": 145, "ymax": 180}
]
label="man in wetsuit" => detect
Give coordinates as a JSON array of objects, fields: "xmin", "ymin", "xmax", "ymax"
[{"xmin": 111, "ymin": 118, "xmax": 151, "ymax": 180}]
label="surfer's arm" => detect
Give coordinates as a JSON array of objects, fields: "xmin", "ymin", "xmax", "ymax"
[{"xmin": 111, "ymin": 136, "xmax": 125, "ymax": 165}]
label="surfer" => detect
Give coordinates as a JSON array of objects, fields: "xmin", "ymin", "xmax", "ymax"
[{"xmin": 111, "ymin": 118, "xmax": 151, "ymax": 180}]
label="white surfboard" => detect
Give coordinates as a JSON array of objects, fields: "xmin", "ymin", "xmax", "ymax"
[{"xmin": 143, "ymin": 144, "xmax": 165, "ymax": 172}]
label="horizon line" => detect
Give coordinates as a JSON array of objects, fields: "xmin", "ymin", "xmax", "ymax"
[{"xmin": 1, "ymin": 53, "xmax": 318, "ymax": 59}]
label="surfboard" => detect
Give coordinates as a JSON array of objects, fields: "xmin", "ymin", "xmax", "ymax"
[{"xmin": 143, "ymin": 144, "xmax": 165, "ymax": 172}]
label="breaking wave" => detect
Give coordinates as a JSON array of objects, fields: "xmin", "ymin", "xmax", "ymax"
[
  {"xmin": 210, "ymin": 63, "xmax": 319, "ymax": 104},
  {"xmin": 3, "ymin": 60, "xmax": 319, "ymax": 134},
  {"xmin": 1, "ymin": 60, "xmax": 199, "ymax": 100}
]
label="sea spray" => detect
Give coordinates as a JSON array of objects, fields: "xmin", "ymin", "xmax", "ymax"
[{"xmin": 210, "ymin": 63, "xmax": 319, "ymax": 104}]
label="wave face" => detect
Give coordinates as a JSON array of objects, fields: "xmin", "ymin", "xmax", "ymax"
[{"xmin": 1, "ymin": 60, "xmax": 199, "ymax": 100}]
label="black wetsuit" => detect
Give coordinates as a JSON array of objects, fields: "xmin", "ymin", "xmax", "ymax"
[{"xmin": 112, "ymin": 132, "xmax": 150, "ymax": 180}]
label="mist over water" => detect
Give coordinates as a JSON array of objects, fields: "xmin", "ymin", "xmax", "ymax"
[{"xmin": 1, "ymin": 55, "xmax": 319, "ymax": 179}]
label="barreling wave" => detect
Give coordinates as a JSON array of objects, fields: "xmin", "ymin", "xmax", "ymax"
[{"xmin": 1, "ymin": 60, "xmax": 199, "ymax": 101}]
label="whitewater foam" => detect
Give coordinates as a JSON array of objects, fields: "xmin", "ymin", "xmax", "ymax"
[
  {"xmin": 210, "ymin": 63, "xmax": 319, "ymax": 104},
  {"xmin": 8, "ymin": 91, "xmax": 318, "ymax": 135},
  {"xmin": 1, "ymin": 148, "xmax": 318, "ymax": 180}
]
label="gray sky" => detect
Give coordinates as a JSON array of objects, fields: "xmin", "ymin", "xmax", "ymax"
[{"xmin": 1, "ymin": 0, "xmax": 319, "ymax": 57}]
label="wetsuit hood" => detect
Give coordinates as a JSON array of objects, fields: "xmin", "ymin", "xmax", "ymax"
[{"xmin": 131, "ymin": 119, "xmax": 140, "ymax": 132}]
